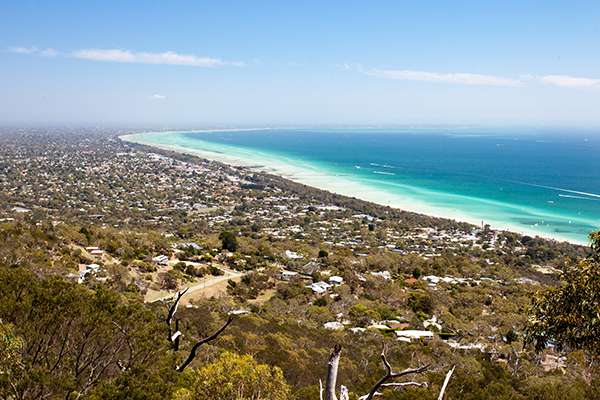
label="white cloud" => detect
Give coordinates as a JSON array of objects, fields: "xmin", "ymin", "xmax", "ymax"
[
  {"xmin": 40, "ymin": 48, "xmax": 58, "ymax": 57},
  {"xmin": 8, "ymin": 46, "xmax": 37, "ymax": 53},
  {"xmin": 150, "ymin": 94, "xmax": 165, "ymax": 99},
  {"xmin": 71, "ymin": 48, "xmax": 245, "ymax": 67},
  {"xmin": 362, "ymin": 68, "xmax": 523, "ymax": 87},
  {"xmin": 523, "ymin": 74, "xmax": 600, "ymax": 89}
]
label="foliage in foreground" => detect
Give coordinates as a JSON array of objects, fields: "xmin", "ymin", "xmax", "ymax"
[
  {"xmin": 0, "ymin": 268, "xmax": 178, "ymax": 400},
  {"xmin": 176, "ymin": 351, "xmax": 291, "ymax": 400},
  {"xmin": 527, "ymin": 230, "xmax": 600, "ymax": 355}
]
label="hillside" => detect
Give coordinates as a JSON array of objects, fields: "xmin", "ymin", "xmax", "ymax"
[{"xmin": 0, "ymin": 127, "xmax": 596, "ymax": 400}]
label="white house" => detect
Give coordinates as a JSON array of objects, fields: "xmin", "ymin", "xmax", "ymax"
[
  {"xmin": 370, "ymin": 271, "xmax": 392, "ymax": 280},
  {"xmin": 280, "ymin": 270, "xmax": 298, "ymax": 281},
  {"xmin": 423, "ymin": 316, "xmax": 442, "ymax": 331},
  {"xmin": 285, "ymin": 250, "xmax": 304, "ymax": 259},
  {"xmin": 395, "ymin": 330, "xmax": 435, "ymax": 342},
  {"xmin": 306, "ymin": 281, "xmax": 332, "ymax": 294},
  {"xmin": 329, "ymin": 276, "xmax": 344, "ymax": 286},
  {"xmin": 86, "ymin": 263, "xmax": 100, "ymax": 271},
  {"xmin": 349, "ymin": 327, "xmax": 366, "ymax": 333},
  {"xmin": 228, "ymin": 310, "xmax": 249, "ymax": 316},
  {"xmin": 324, "ymin": 321, "xmax": 344, "ymax": 330},
  {"xmin": 153, "ymin": 255, "xmax": 170, "ymax": 265}
]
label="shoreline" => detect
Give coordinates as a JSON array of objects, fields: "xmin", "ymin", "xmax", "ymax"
[{"xmin": 120, "ymin": 131, "xmax": 589, "ymax": 246}]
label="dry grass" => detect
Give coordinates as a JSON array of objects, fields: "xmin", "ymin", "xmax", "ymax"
[
  {"xmin": 247, "ymin": 289, "xmax": 277, "ymax": 306},
  {"xmin": 180, "ymin": 275, "xmax": 242, "ymax": 305}
]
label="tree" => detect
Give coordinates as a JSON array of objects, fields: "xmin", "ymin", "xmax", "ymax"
[
  {"xmin": 348, "ymin": 304, "xmax": 380, "ymax": 328},
  {"xmin": 0, "ymin": 318, "xmax": 25, "ymax": 395},
  {"xmin": 0, "ymin": 268, "xmax": 234, "ymax": 399},
  {"xmin": 412, "ymin": 266, "xmax": 421, "ymax": 279},
  {"xmin": 527, "ymin": 230, "xmax": 600, "ymax": 354},
  {"xmin": 164, "ymin": 288, "xmax": 233, "ymax": 372},
  {"xmin": 408, "ymin": 289, "xmax": 434, "ymax": 314},
  {"xmin": 219, "ymin": 231, "xmax": 239, "ymax": 252},
  {"xmin": 182, "ymin": 351, "xmax": 291, "ymax": 400},
  {"xmin": 321, "ymin": 345, "xmax": 455, "ymax": 400},
  {"xmin": 0, "ymin": 268, "xmax": 174, "ymax": 400}
]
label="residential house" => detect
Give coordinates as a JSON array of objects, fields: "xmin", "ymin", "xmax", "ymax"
[{"xmin": 306, "ymin": 281, "xmax": 332, "ymax": 295}]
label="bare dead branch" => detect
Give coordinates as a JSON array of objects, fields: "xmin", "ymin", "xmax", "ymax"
[
  {"xmin": 319, "ymin": 379, "xmax": 324, "ymax": 400},
  {"xmin": 166, "ymin": 288, "xmax": 189, "ymax": 330},
  {"xmin": 116, "ymin": 360, "xmax": 128, "ymax": 371},
  {"xmin": 381, "ymin": 382, "xmax": 428, "ymax": 388},
  {"xmin": 325, "ymin": 345, "xmax": 342, "ymax": 400},
  {"xmin": 112, "ymin": 321, "xmax": 135, "ymax": 364},
  {"xmin": 340, "ymin": 385, "xmax": 349, "ymax": 400},
  {"xmin": 175, "ymin": 317, "xmax": 233, "ymax": 372},
  {"xmin": 438, "ymin": 365, "xmax": 455, "ymax": 400},
  {"xmin": 173, "ymin": 319, "xmax": 181, "ymax": 352},
  {"xmin": 362, "ymin": 348, "xmax": 429, "ymax": 400}
]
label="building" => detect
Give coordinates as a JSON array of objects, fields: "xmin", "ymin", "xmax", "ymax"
[
  {"xmin": 153, "ymin": 255, "xmax": 170, "ymax": 265},
  {"xmin": 329, "ymin": 276, "xmax": 344, "ymax": 286},
  {"xmin": 280, "ymin": 270, "xmax": 298, "ymax": 281},
  {"xmin": 306, "ymin": 281, "xmax": 332, "ymax": 295},
  {"xmin": 395, "ymin": 330, "xmax": 435, "ymax": 342}
]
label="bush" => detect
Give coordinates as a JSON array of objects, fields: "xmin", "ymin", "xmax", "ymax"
[
  {"xmin": 173, "ymin": 261, "xmax": 187, "ymax": 272},
  {"xmin": 184, "ymin": 351, "xmax": 291, "ymax": 400},
  {"xmin": 208, "ymin": 266, "xmax": 224, "ymax": 276}
]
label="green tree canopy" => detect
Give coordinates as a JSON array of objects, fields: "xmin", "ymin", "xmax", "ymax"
[
  {"xmin": 219, "ymin": 231, "xmax": 239, "ymax": 252},
  {"xmin": 348, "ymin": 304, "xmax": 381, "ymax": 328},
  {"xmin": 527, "ymin": 230, "xmax": 600, "ymax": 354},
  {"xmin": 0, "ymin": 268, "xmax": 175, "ymax": 400}
]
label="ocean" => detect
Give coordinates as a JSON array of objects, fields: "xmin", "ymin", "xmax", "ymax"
[{"xmin": 123, "ymin": 127, "xmax": 600, "ymax": 244}]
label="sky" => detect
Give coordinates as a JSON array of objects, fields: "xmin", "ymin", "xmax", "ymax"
[{"xmin": 2, "ymin": 0, "xmax": 600, "ymax": 126}]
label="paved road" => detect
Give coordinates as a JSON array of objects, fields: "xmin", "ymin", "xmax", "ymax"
[{"xmin": 148, "ymin": 266, "xmax": 242, "ymax": 303}]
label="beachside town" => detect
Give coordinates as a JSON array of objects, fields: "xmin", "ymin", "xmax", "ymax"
[{"xmin": 0, "ymin": 127, "xmax": 593, "ymax": 399}]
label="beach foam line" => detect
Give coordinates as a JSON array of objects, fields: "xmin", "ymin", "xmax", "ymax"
[
  {"xmin": 502, "ymin": 179, "xmax": 600, "ymax": 199},
  {"xmin": 559, "ymin": 194, "xmax": 600, "ymax": 202}
]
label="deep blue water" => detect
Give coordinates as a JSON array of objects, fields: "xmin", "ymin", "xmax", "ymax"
[{"xmin": 186, "ymin": 128, "xmax": 600, "ymax": 242}]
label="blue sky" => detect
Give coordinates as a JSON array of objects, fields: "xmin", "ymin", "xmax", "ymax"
[{"xmin": 2, "ymin": 0, "xmax": 600, "ymax": 126}]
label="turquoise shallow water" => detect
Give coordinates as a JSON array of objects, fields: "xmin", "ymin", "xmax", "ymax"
[{"xmin": 123, "ymin": 128, "xmax": 600, "ymax": 244}]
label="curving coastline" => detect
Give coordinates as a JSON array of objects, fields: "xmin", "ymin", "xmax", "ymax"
[{"xmin": 120, "ymin": 130, "xmax": 593, "ymax": 245}]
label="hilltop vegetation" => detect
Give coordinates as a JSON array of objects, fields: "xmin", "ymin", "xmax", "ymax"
[{"xmin": 0, "ymin": 127, "xmax": 597, "ymax": 399}]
